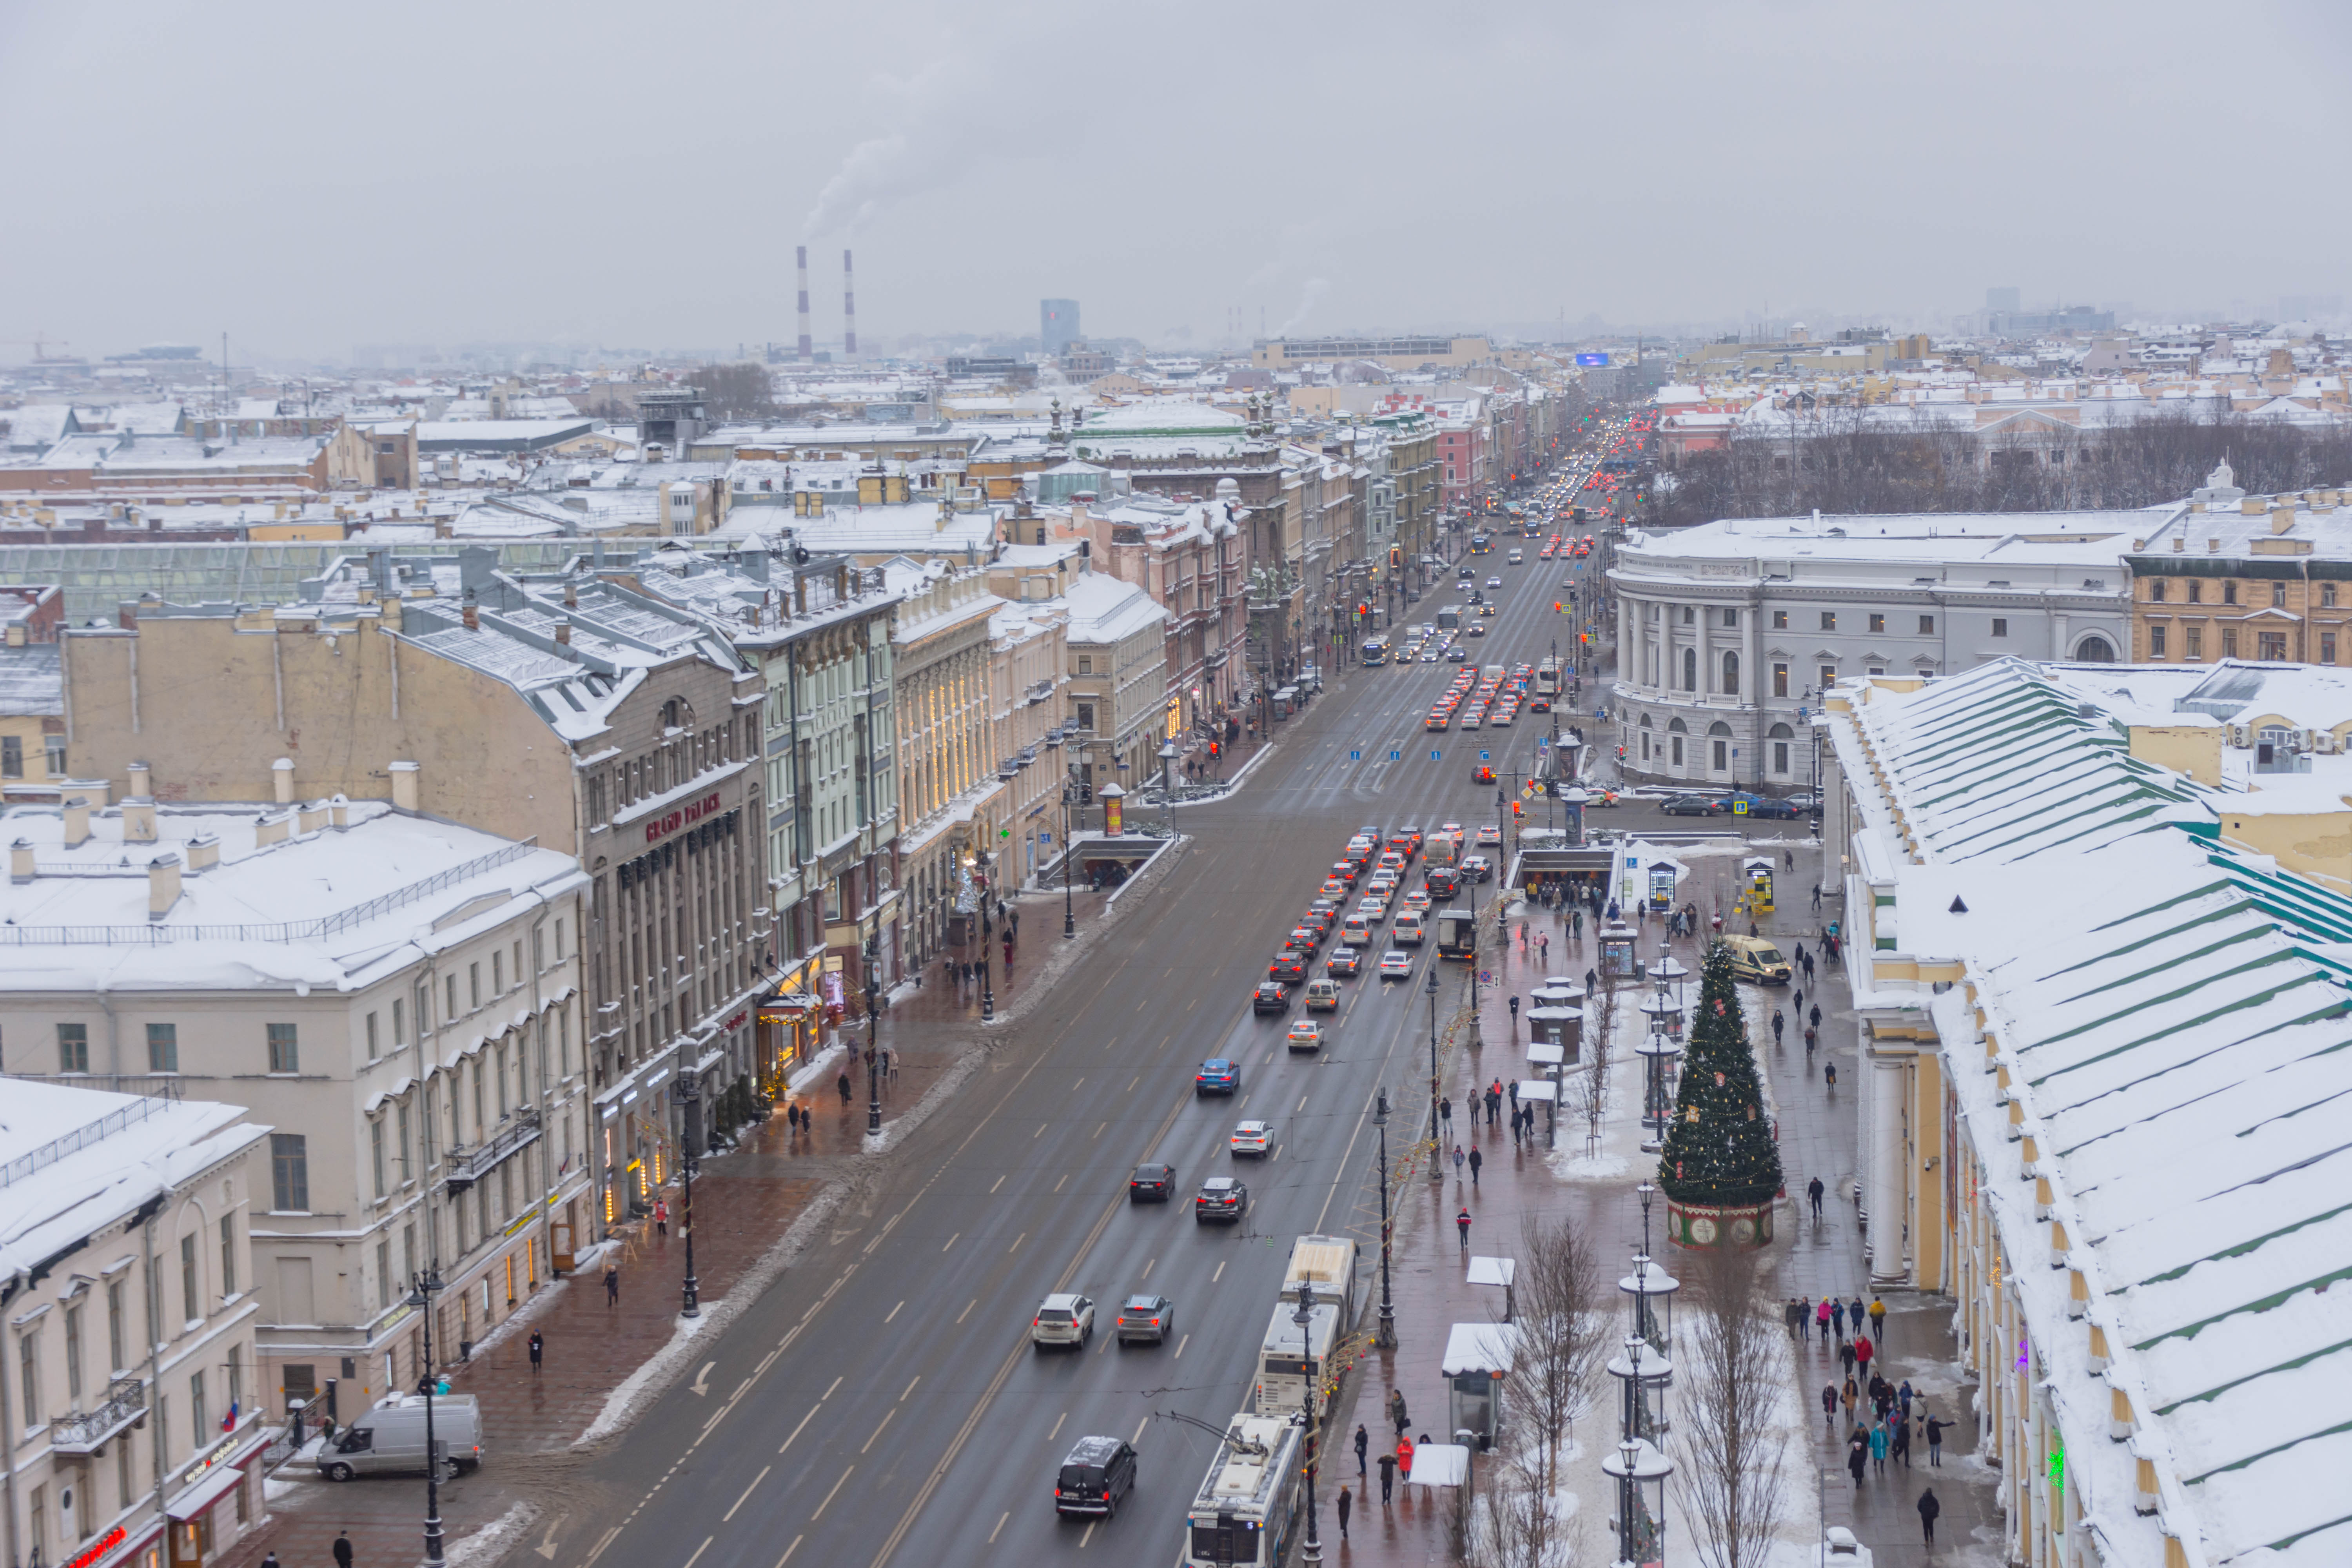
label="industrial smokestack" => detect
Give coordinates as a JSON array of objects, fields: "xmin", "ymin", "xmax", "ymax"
[
  {"xmin": 796, "ymin": 245, "xmax": 813, "ymax": 362},
  {"xmin": 842, "ymin": 249, "xmax": 858, "ymax": 362}
]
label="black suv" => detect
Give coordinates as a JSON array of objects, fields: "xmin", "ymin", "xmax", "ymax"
[{"xmin": 1055, "ymin": 1435, "xmax": 1138, "ymax": 1517}]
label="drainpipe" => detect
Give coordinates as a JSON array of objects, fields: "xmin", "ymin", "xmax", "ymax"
[{"xmin": 0, "ymin": 1270, "xmax": 20, "ymax": 1568}]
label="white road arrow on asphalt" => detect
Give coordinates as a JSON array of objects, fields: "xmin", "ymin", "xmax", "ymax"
[
  {"xmin": 691, "ymin": 1361, "xmax": 715, "ymax": 1396},
  {"xmin": 534, "ymin": 1518, "xmax": 563, "ymax": 1559}
]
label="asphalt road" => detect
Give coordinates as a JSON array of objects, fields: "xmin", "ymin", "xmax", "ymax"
[{"xmin": 533, "ymin": 443, "xmax": 1797, "ymax": 1568}]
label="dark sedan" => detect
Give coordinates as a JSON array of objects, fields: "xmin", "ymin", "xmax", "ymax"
[
  {"xmin": 1269, "ymin": 952, "xmax": 1308, "ymax": 984},
  {"xmin": 1252, "ymin": 980, "xmax": 1290, "ymax": 1014},
  {"xmin": 1659, "ymin": 795, "xmax": 1720, "ymax": 817},
  {"xmin": 1129, "ymin": 1163, "xmax": 1176, "ymax": 1202}
]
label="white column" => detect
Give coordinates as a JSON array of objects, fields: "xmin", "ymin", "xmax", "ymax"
[{"xmin": 1866, "ymin": 1051, "xmax": 1910, "ymax": 1284}]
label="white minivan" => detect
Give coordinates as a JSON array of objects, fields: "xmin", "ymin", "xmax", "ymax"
[{"xmin": 1392, "ymin": 910, "xmax": 1426, "ymax": 946}]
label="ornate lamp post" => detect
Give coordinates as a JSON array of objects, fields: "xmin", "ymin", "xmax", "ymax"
[
  {"xmin": 405, "ymin": 1266, "xmax": 450, "ymax": 1562},
  {"xmin": 1425, "ymin": 965, "xmax": 1442, "ymax": 1178},
  {"xmin": 1372, "ymin": 1090, "xmax": 1397, "ymax": 1347},
  {"xmin": 976, "ymin": 856, "xmax": 995, "ymax": 1022},
  {"xmin": 863, "ymin": 934, "xmax": 884, "ymax": 1135},
  {"xmin": 1061, "ymin": 774, "xmax": 1077, "ymax": 939},
  {"xmin": 1158, "ymin": 740, "xmax": 1178, "ymax": 837},
  {"xmin": 668, "ymin": 1055, "xmax": 702, "ymax": 1316},
  {"xmin": 1295, "ymin": 1283, "xmax": 1324, "ymax": 1565}
]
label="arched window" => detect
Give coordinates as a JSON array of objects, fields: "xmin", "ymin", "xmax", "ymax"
[
  {"xmin": 1667, "ymin": 716, "xmax": 1687, "ymax": 769},
  {"xmin": 1708, "ymin": 721, "xmax": 1733, "ymax": 775},
  {"xmin": 1769, "ymin": 721, "xmax": 1795, "ymax": 776},
  {"xmin": 2074, "ymin": 635, "xmax": 2116, "ymax": 663},
  {"xmin": 1721, "ymin": 651, "xmax": 1740, "ymax": 695},
  {"xmin": 1682, "ymin": 647, "xmax": 1697, "ymax": 691}
]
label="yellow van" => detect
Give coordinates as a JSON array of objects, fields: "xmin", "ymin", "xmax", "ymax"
[
  {"xmin": 1720, "ymin": 935, "xmax": 1792, "ymax": 985},
  {"xmin": 1303, "ymin": 979, "xmax": 1341, "ymax": 1012}
]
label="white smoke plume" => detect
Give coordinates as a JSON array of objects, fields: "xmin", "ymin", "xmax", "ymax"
[{"xmin": 1274, "ymin": 277, "xmax": 1330, "ymax": 337}]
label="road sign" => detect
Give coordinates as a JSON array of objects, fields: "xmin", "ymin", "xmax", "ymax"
[
  {"xmin": 1480, "ymin": 750, "xmax": 1491, "ymax": 761},
  {"xmin": 1390, "ymin": 749, "xmax": 1402, "ymax": 761},
  {"xmin": 1349, "ymin": 750, "xmax": 1362, "ymax": 761},
  {"xmin": 1430, "ymin": 750, "xmax": 1442, "ymax": 761}
]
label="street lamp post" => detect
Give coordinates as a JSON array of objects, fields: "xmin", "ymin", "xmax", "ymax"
[
  {"xmin": 977, "ymin": 861, "xmax": 995, "ymax": 1022},
  {"xmin": 1061, "ymin": 775, "xmax": 1077, "ymax": 939},
  {"xmin": 1295, "ymin": 1283, "xmax": 1324, "ymax": 1566},
  {"xmin": 1158, "ymin": 740, "xmax": 1178, "ymax": 838},
  {"xmin": 863, "ymin": 935, "xmax": 884, "ymax": 1136},
  {"xmin": 405, "ymin": 1266, "xmax": 448, "ymax": 1563},
  {"xmin": 1372, "ymin": 1090, "xmax": 1396, "ymax": 1348},
  {"xmin": 1425, "ymin": 966, "xmax": 1442, "ymax": 1179},
  {"xmin": 669, "ymin": 1059, "xmax": 702, "ymax": 1316}
]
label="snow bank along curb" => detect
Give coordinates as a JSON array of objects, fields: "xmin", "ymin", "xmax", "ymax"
[
  {"xmin": 570, "ymin": 837, "xmax": 1191, "ymax": 1451},
  {"xmin": 438, "ymin": 1499, "xmax": 538, "ymax": 1568},
  {"xmin": 1105, "ymin": 833, "xmax": 1184, "ymax": 910}
]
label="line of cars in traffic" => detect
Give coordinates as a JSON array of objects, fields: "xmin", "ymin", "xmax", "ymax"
[{"xmin": 1654, "ymin": 788, "xmax": 1816, "ymax": 820}]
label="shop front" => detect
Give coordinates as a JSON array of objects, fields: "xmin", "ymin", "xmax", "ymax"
[{"xmin": 163, "ymin": 1421, "xmax": 270, "ymax": 1568}]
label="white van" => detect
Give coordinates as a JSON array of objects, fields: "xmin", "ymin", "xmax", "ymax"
[
  {"xmin": 1393, "ymin": 910, "xmax": 1426, "ymax": 946},
  {"xmin": 318, "ymin": 1396, "xmax": 483, "ymax": 1480},
  {"xmin": 1340, "ymin": 916, "xmax": 1373, "ymax": 947}
]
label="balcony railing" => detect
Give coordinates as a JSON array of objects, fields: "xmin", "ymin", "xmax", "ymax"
[
  {"xmin": 51, "ymin": 1377, "xmax": 145, "ymax": 1455},
  {"xmin": 444, "ymin": 1107, "xmax": 541, "ymax": 1193}
]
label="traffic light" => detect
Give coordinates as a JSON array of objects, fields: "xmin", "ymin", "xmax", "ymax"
[
  {"xmin": 1554, "ymin": 601, "xmax": 1563, "ymax": 614},
  {"xmin": 1511, "ymin": 800, "xmax": 1524, "ymax": 820},
  {"xmin": 1209, "ymin": 740, "xmax": 1220, "ymax": 758},
  {"xmin": 1081, "ymin": 781, "xmax": 1094, "ymax": 804},
  {"xmin": 1390, "ymin": 545, "xmax": 1403, "ymax": 568}
]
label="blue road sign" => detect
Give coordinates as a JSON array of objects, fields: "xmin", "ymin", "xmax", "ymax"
[
  {"xmin": 1430, "ymin": 749, "xmax": 1441, "ymax": 760},
  {"xmin": 1350, "ymin": 750, "xmax": 1362, "ymax": 760},
  {"xmin": 1480, "ymin": 750, "xmax": 1491, "ymax": 761},
  {"xmin": 1390, "ymin": 749, "xmax": 1402, "ymax": 761}
]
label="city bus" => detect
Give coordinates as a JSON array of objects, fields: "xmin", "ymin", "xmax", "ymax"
[
  {"xmin": 1183, "ymin": 1413, "xmax": 1304, "ymax": 1568},
  {"xmin": 1469, "ymin": 532, "xmax": 1492, "ymax": 554},
  {"xmin": 1434, "ymin": 604, "xmax": 1463, "ymax": 632},
  {"xmin": 1360, "ymin": 637, "xmax": 1387, "ymax": 667},
  {"xmin": 1534, "ymin": 658, "xmax": 1562, "ymax": 700}
]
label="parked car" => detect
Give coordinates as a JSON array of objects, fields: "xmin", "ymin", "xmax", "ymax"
[{"xmin": 318, "ymin": 1397, "xmax": 483, "ymax": 1480}]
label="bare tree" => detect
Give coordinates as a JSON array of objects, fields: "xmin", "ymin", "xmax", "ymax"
[
  {"xmin": 1506, "ymin": 1212, "xmax": 1607, "ymax": 1495},
  {"xmin": 1474, "ymin": 1442, "xmax": 1580, "ymax": 1568},
  {"xmin": 1585, "ymin": 976, "xmax": 1618, "ymax": 1149},
  {"xmin": 1673, "ymin": 1242, "xmax": 1790, "ymax": 1568},
  {"xmin": 698, "ymin": 361, "xmax": 777, "ymax": 421}
]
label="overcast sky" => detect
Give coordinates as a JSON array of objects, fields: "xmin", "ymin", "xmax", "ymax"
[{"xmin": 3, "ymin": 0, "xmax": 2347, "ymax": 364}]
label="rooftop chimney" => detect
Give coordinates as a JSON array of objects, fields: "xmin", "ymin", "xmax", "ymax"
[
  {"xmin": 127, "ymin": 760, "xmax": 151, "ymax": 798},
  {"xmin": 273, "ymin": 757, "xmax": 296, "ymax": 804},
  {"xmin": 123, "ymin": 795, "xmax": 157, "ymax": 843},
  {"xmin": 185, "ymin": 834, "xmax": 220, "ymax": 871},
  {"xmin": 63, "ymin": 795, "xmax": 91, "ymax": 848},
  {"xmin": 330, "ymin": 793, "xmax": 351, "ymax": 829},
  {"xmin": 842, "ymin": 249, "xmax": 858, "ymax": 362},
  {"xmin": 390, "ymin": 759, "xmax": 421, "ymax": 813},
  {"xmin": 555, "ymin": 620, "xmax": 572, "ymax": 646},
  {"xmin": 10, "ymin": 838, "xmax": 32, "ymax": 884},
  {"xmin": 2272, "ymin": 506, "xmax": 2296, "ymax": 534},
  {"xmin": 797, "ymin": 245, "xmax": 814, "ymax": 363},
  {"xmin": 462, "ymin": 590, "xmax": 480, "ymax": 631},
  {"xmin": 147, "ymin": 852, "xmax": 182, "ymax": 921}
]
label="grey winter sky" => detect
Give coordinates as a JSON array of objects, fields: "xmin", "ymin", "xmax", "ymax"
[{"xmin": 3, "ymin": 0, "xmax": 2348, "ymax": 363}]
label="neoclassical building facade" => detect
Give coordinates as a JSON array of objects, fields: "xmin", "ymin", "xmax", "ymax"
[{"xmin": 1608, "ymin": 514, "xmax": 2133, "ymax": 793}]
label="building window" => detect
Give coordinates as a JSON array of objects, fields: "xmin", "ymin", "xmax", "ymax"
[
  {"xmin": 107, "ymin": 1281, "xmax": 124, "ymax": 1373},
  {"xmin": 372, "ymin": 1120, "xmax": 387, "ymax": 1198},
  {"xmin": 2259, "ymin": 631, "xmax": 2288, "ymax": 661},
  {"xmin": 1076, "ymin": 656, "xmax": 1093, "ymax": 675},
  {"xmin": 18, "ymin": 1332, "xmax": 37, "ymax": 1429},
  {"xmin": 1711, "ymin": 739, "xmax": 1728, "ymax": 771},
  {"xmin": 2148, "ymin": 579, "xmax": 2165, "ymax": 602},
  {"xmin": 64, "ymin": 1304, "xmax": 82, "ymax": 1401},
  {"xmin": 397, "ymin": 1103, "xmax": 412, "ymax": 1183},
  {"xmin": 218, "ymin": 1216, "xmax": 236, "ymax": 1297},
  {"xmin": 1077, "ymin": 702, "xmax": 1096, "ymax": 731},
  {"xmin": 43, "ymin": 737, "xmax": 63, "ymax": 777},
  {"xmin": 1820, "ymin": 612, "xmax": 1836, "ymax": 631},
  {"xmin": 393, "ymin": 998, "xmax": 406, "ymax": 1047},
  {"xmin": 189, "ymin": 1370, "xmax": 207, "ymax": 1448},
  {"xmin": 2223, "ymin": 628, "xmax": 2239, "ymax": 658},
  {"xmin": 1670, "ymin": 735, "xmax": 1684, "ymax": 766},
  {"xmin": 469, "ymin": 963, "xmax": 481, "ymax": 1009},
  {"xmin": 2324, "ymin": 632, "xmax": 2338, "ymax": 665},
  {"xmin": 1771, "ymin": 610, "xmax": 1788, "ymax": 629},
  {"xmin": 1819, "ymin": 664, "xmax": 1837, "ymax": 691},
  {"xmin": 1919, "ymin": 615, "xmax": 1935, "ymax": 634},
  {"xmin": 180, "ymin": 1234, "xmax": 200, "ymax": 1322},
  {"xmin": 366, "ymin": 1011, "xmax": 380, "ymax": 1061},
  {"xmin": 58, "ymin": 1021, "xmax": 89, "ymax": 1073},
  {"xmin": 146, "ymin": 1020, "xmax": 178, "ymax": 1072},
  {"xmin": 1720, "ymin": 652, "xmax": 1739, "ymax": 695},
  {"xmin": 1774, "ymin": 742, "xmax": 1789, "ymax": 773},
  {"xmin": 445, "ymin": 975, "xmax": 457, "ymax": 1022},
  {"xmin": 1990, "ymin": 619, "xmax": 2008, "ymax": 638},
  {"xmin": 2185, "ymin": 625, "xmax": 2203, "ymax": 659},
  {"xmin": 2325, "ymin": 583, "xmax": 2339, "ymax": 608},
  {"xmin": 2274, "ymin": 581, "xmax": 2288, "ymax": 608},
  {"xmin": 2150, "ymin": 624, "xmax": 2168, "ymax": 657},
  {"xmin": 270, "ymin": 1133, "xmax": 310, "ymax": 1212},
  {"xmin": 2223, "ymin": 581, "xmax": 2238, "ymax": 606},
  {"xmin": 1772, "ymin": 663, "xmax": 1789, "ymax": 698},
  {"xmin": 492, "ymin": 951, "xmax": 504, "ymax": 995},
  {"xmin": 1868, "ymin": 613, "xmax": 1886, "ymax": 633},
  {"xmin": 1720, "ymin": 607, "xmax": 1738, "ymax": 628},
  {"xmin": 1682, "ymin": 648, "xmax": 1697, "ymax": 691},
  {"xmin": 267, "ymin": 1022, "xmax": 298, "ymax": 1074},
  {"xmin": 1, "ymin": 736, "xmax": 19, "ymax": 779},
  {"xmin": 2188, "ymin": 581, "xmax": 2202, "ymax": 604},
  {"xmin": 1681, "ymin": 606, "xmax": 1694, "ymax": 625}
]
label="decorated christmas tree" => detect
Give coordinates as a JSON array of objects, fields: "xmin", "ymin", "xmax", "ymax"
[{"xmin": 1657, "ymin": 940, "xmax": 1783, "ymax": 1211}]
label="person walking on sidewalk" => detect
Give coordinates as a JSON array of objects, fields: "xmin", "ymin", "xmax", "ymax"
[
  {"xmin": 1397, "ymin": 1433, "xmax": 1416, "ymax": 1479},
  {"xmin": 1815, "ymin": 1297, "xmax": 1832, "ymax": 1342},
  {"xmin": 1917, "ymin": 1486, "xmax": 1940, "ymax": 1546},
  {"xmin": 1869, "ymin": 1294, "xmax": 1887, "ymax": 1344},
  {"xmin": 1808, "ymin": 1176, "xmax": 1826, "ymax": 1219},
  {"xmin": 1377, "ymin": 1450, "xmax": 1398, "ymax": 1504},
  {"xmin": 1389, "ymin": 1388, "xmax": 1409, "ymax": 1439},
  {"xmin": 1783, "ymin": 1298, "xmax": 1805, "ymax": 1338},
  {"xmin": 1821, "ymin": 1383, "xmax": 1839, "ymax": 1432},
  {"xmin": 1891, "ymin": 1413, "xmax": 1912, "ymax": 1468},
  {"xmin": 1538, "ymin": 933, "xmax": 1548, "ymax": 965},
  {"xmin": 1846, "ymin": 1430, "xmax": 1867, "ymax": 1488},
  {"xmin": 1771, "ymin": 1008, "xmax": 1785, "ymax": 1046},
  {"xmin": 528, "ymin": 1330, "xmax": 544, "ymax": 1377},
  {"xmin": 1337, "ymin": 1485, "xmax": 1351, "ymax": 1540},
  {"xmin": 1842, "ymin": 1377, "xmax": 1858, "ymax": 1423},
  {"xmin": 1838, "ymin": 1339, "xmax": 1857, "ymax": 1378},
  {"xmin": 1805, "ymin": 1026, "xmax": 1818, "ymax": 1059},
  {"xmin": 1831, "ymin": 1299, "xmax": 1847, "ymax": 1339},
  {"xmin": 333, "ymin": 1531, "xmax": 354, "ymax": 1568},
  {"xmin": 1486, "ymin": 1081, "xmax": 1503, "ymax": 1127},
  {"xmin": 604, "ymin": 1265, "xmax": 619, "ymax": 1310},
  {"xmin": 1355, "ymin": 1423, "xmax": 1369, "ymax": 1478},
  {"xmin": 1452, "ymin": 1144, "xmax": 1466, "ymax": 1181},
  {"xmin": 1439, "ymin": 1096, "xmax": 1453, "ymax": 1137},
  {"xmin": 1855, "ymin": 1333, "xmax": 1874, "ymax": 1377},
  {"xmin": 1869, "ymin": 1421, "xmax": 1889, "ymax": 1477},
  {"xmin": 1468, "ymin": 1145, "xmax": 1483, "ymax": 1187},
  {"xmin": 654, "ymin": 1199, "xmax": 669, "ymax": 1238},
  {"xmin": 1457, "ymin": 1209, "xmax": 1472, "ymax": 1253},
  {"xmin": 1810, "ymin": 1003, "xmax": 1823, "ymax": 1032},
  {"xmin": 1925, "ymin": 1414, "xmax": 1946, "ymax": 1466},
  {"xmin": 1825, "ymin": 1061, "xmax": 1838, "ymax": 1091}
]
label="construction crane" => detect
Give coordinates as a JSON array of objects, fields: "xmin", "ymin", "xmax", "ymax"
[{"xmin": 2, "ymin": 335, "xmax": 71, "ymax": 362}]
